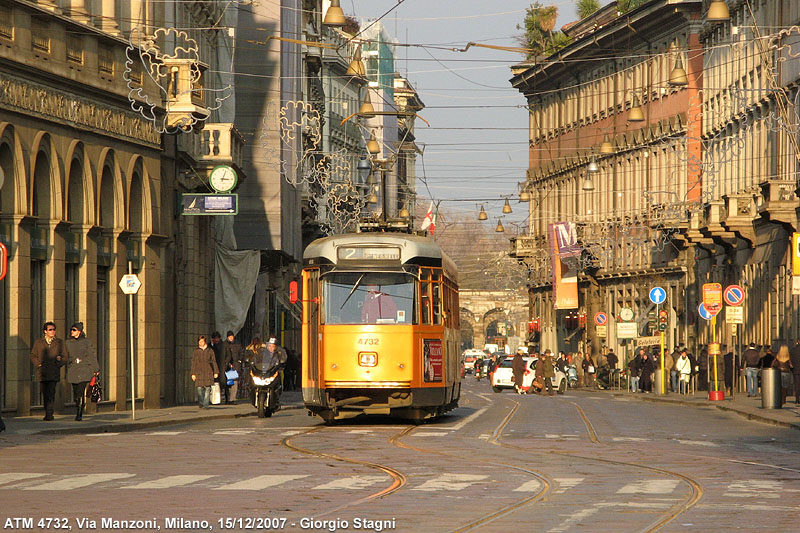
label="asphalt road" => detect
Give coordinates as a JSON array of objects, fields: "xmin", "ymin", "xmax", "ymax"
[{"xmin": 2, "ymin": 379, "xmax": 800, "ymax": 532}]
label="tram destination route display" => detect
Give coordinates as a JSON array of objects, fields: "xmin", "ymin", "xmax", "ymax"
[{"xmin": 337, "ymin": 246, "xmax": 401, "ymax": 261}]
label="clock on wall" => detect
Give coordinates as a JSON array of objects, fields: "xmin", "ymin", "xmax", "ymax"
[{"xmin": 209, "ymin": 165, "xmax": 237, "ymax": 193}]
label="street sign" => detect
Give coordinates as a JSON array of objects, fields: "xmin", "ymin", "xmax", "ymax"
[
  {"xmin": 702, "ymin": 283, "xmax": 722, "ymax": 313},
  {"xmin": 649, "ymin": 286, "xmax": 666, "ymax": 305},
  {"xmin": 723, "ymin": 284, "xmax": 744, "ymax": 306},
  {"xmin": 793, "ymin": 233, "xmax": 800, "ymax": 276},
  {"xmin": 636, "ymin": 336, "xmax": 661, "ymax": 347},
  {"xmin": 726, "ymin": 305, "xmax": 743, "ymax": 324},
  {"xmin": 594, "ymin": 312, "xmax": 608, "ymax": 326},
  {"xmin": 619, "ymin": 307, "xmax": 634, "ymax": 322},
  {"xmin": 119, "ymin": 274, "xmax": 142, "ymax": 295},
  {"xmin": 596, "ymin": 325, "xmax": 607, "ymax": 337},
  {"xmin": 0, "ymin": 242, "xmax": 7, "ymax": 281},
  {"xmin": 617, "ymin": 322, "xmax": 638, "ymax": 339},
  {"xmin": 181, "ymin": 193, "xmax": 238, "ymax": 215},
  {"xmin": 698, "ymin": 302, "xmax": 716, "ymax": 320}
]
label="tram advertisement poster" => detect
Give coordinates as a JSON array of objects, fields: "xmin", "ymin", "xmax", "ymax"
[{"xmin": 423, "ymin": 339, "xmax": 443, "ymax": 382}]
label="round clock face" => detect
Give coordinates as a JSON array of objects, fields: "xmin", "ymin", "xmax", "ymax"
[
  {"xmin": 619, "ymin": 307, "xmax": 634, "ymax": 322},
  {"xmin": 210, "ymin": 165, "xmax": 237, "ymax": 192}
]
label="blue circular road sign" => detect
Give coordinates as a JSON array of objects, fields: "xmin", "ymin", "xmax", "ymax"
[
  {"xmin": 649, "ymin": 286, "xmax": 666, "ymax": 305},
  {"xmin": 698, "ymin": 302, "xmax": 714, "ymax": 321}
]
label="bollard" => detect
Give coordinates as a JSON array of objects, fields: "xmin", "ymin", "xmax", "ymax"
[{"xmin": 761, "ymin": 367, "xmax": 782, "ymax": 409}]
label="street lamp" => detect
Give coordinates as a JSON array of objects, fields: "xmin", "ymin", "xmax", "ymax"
[
  {"xmin": 502, "ymin": 198, "xmax": 513, "ymax": 214},
  {"xmin": 600, "ymin": 134, "xmax": 614, "ymax": 154},
  {"xmin": 628, "ymin": 94, "xmax": 645, "ymax": 122},
  {"xmin": 346, "ymin": 48, "xmax": 366, "ymax": 78},
  {"xmin": 359, "ymin": 90, "xmax": 376, "ymax": 118},
  {"xmin": 707, "ymin": 1, "xmax": 730, "ymax": 22},
  {"xmin": 668, "ymin": 57, "xmax": 688, "ymax": 86},
  {"xmin": 587, "ymin": 155, "xmax": 600, "ymax": 174},
  {"xmin": 366, "ymin": 131, "xmax": 380, "ymax": 154},
  {"xmin": 323, "ymin": 0, "xmax": 346, "ymax": 27},
  {"xmin": 478, "ymin": 205, "xmax": 488, "ymax": 220},
  {"xmin": 495, "ymin": 219, "xmax": 505, "ymax": 233},
  {"xmin": 519, "ymin": 189, "xmax": 531, "ymax": 202},
  {"xmin": 582, "ymin": 175, "xmax": 595, "ymax": 191}
]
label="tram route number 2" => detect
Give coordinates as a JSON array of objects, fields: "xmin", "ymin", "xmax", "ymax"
[{"xmin": 358, "ymin": 338, "xmax": 380, "ymax": 346}]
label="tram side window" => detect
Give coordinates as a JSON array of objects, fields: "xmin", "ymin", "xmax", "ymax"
[
  {"xmin": 420, "ymin": 281, "xmax": 430, "ymax": 325},
  {"xmin": 432, "ymin": 278, "xmax": 441, "ymax": 325},
  {"xmin": 419, "ymin": 268, "xmax": 442, "ymax": 325}
]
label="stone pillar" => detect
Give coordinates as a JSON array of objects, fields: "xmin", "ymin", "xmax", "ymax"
[
  {"xmin": 140, "ymin": 235, "xmax": 162, "ymax": 409},
  {"xmin": 35, "ymin": 1, "xmax": 59, "ymax": 12},
  {"xmin": 107, "ymin": 231, "xmax": 127, "ymax": 411},
  {"xmin": 94, "ymin": 0, "xmax": 119, "ymax": 36},
  {"xmin": 6, "ymin": 217, "xmax": 32, "ymax": 415},
  {"xmin": 79, "ymin": 226, "xmax": 98, "ymax": 414},
  {"xmin": 63, "ymin": 0, "xmax": 90, "ymax": 23},
  {"xmin": 46, "ymin": 222, "xmax": 67, "ymax": 414}
]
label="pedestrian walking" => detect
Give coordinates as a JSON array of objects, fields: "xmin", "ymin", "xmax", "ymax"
[
  {"xmin": 669, "ymin": 345, "xmax": 682, "ymax": 393},
  {"xmin": 742, "ymin": 342, "xmax": 761, "ymax": 397},
  {"xmin": 191, "ymin": 335, "xmax": 219, "ymax": 409},
  {"xmin": 761, "ymin": 347, "xmax": 775, "ymax": 369},
  {"xmin": 30, "ymin": 321, "xmax": 67, "ymax": 421},
  {"xmin": 723, "ymin": 346, "xmax": 734, "ymax": 396},
  {"xmin": 771, "ymin": 345, "xmax": 793, "ymax": 406},
  {"xmin": 582, "ymin": 352, "xmax": 596, "ymax": 389},
  {"xmin": 209, "ymin": 332, "xmax": 230, "ymax": 404},
  {"xmin": 697, "ymin": 346, "xmax": 709, "ymax": 391},
  {"xmin": 664, "ymin": 350, "xmax": 675, "ymax": 393},
  {"xmin": 789, "ymin": 340, "xmax": 800, "ymax": 404},
  {"xmin": 540, "ymin": 349, "xmax": 555, "ymax": 396},
  {"xmin": 512, "ymin": 349, "xmax": 526, "ymax": 394},
  {"xmin": 629, "ymin": 350, "xmax": 643, "ymax": 392},
  {"xmin": 639, "ymin": 352, "xmax": 654, "ymax": 393},
  {"xmin": 64, "ymin": 323, "xmax": 99, "ymax": 421},
  {"xmin": 676, "ymin": 349, "xmax": 692, "ymax": 394},
  {"xmin": 223, "ymin": 331, "xmax": 243, "ymax": 403}
]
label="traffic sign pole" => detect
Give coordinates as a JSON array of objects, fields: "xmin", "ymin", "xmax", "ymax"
[
  {"xmin": 658, "ymin": 303, "xmax": 665, "ymax": 395},
  {"xmin": 129, "ymin": 261, "xmax": 136, "ymax": 421}
]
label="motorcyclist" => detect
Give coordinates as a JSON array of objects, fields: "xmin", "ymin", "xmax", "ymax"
[
  {"xmin": 251, "ymin": 338, "xmax": 285, "ymax": 397},
  {"xmin": 474, "ymin": 356, "xmax": 484, "ymax": 379}
]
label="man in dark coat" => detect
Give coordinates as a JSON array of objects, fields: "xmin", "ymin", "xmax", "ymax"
[
  {"xmin": 628, "ymin": 351, "xmax": 643, "ymax": 392},
  {"xmin": 209, "ymin": 332, "xmax": 231, "ymax": 404},
  {"xmin": 540, "ymin": 349, "xmax": 556, "ymax": 396},
  {"xmin": 65, "ymin": 322, "xmax": 100, "ymax": 421},
  {"xmin": 191, "ymin": 335, "xmax": 219, "ymax": 408},
  {"xmin": 723, "ymin": 346, "xmax": 734, "ymax": 396},
  {"xmin": 512, "ymin": 350, "xmax": 526, "ymax": 394},
  {"xmin": 697, "ymin": 346, "xmax": 709, "ymax": 391},
  {"xmin": 639, "ymin": 353, "xmax": 655, "ymax": 393},
  {"xmin": 223, "ymin": 331, "xmax": 244, "ymax": 403},
  {"xmin": 742, "ymin": 342, "xmax": 761, "ymax": 397},
  {"xmin": 30, "ymin": 321, "xmax": 68, "ymax": 421},
  {"xmin": 789, "ymin": 340, "xmax": 800, "ymax": 404}
]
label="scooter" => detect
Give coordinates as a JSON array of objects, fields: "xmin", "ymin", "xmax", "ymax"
[
  {"xmin": 250, "ymin": 364, "xmax": 282, "ymax": 418},
  {"xmin": 567, "ymin": 364, "xmax": 579, "ymax": 389}
]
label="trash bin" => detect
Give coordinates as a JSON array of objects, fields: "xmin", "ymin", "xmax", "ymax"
[
  {"xmin": 654, "ymin": 370, "xmax": 665, "ymax": 395},
  {"xmin": 761, "ymin": 367, "xmax": 782, "ymax": 409}
]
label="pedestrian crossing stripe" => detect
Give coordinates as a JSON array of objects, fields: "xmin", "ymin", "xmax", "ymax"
[
  {"xmin": 24, "ymin": 474, "xmax": 135, "ymax": 491},
  {"xmin": 213, "ymin": 475, "xmax": 308, "ymax": 491},
  {"xmin": 0, "ymin": 473, "xmax": 48, "ymax": 486},
  {"xmin": 121, "ymin": 475, "xmax": 217, "ymax": 489},
  {"xmin": 617, "ymin": 480, "xmax": 680, "ymax": 494},
  {"xmin": 512, "ymin": 480, "xmax": 543, "ymax": 492},
  {"xmin": 312, "ymin": 475, "xmax": 386, "ymax": 490},
  {"xmin": 553, "ymin": 478, "xmax": 583, "ymax": 494},
  {"xmin": 411, "ymin": 474, "xmax": 487, "ymax": 491}
]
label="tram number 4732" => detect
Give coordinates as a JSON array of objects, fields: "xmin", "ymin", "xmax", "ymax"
[{"xmin": 358, "ymin": 338, "xmax": 380, "ymax": 346}]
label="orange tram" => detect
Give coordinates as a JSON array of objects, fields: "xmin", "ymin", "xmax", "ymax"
[{"xmin": 301, "ymin": 233, "xmax": 460, "ymax": 423}]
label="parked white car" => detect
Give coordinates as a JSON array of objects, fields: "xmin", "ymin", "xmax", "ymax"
[
  {"xmin": 491, "ymin": 356, "xmax": 567, "ymax": 394},
  {"xmin": 461, "ymin": 349, "xmax": 485, "ymax": 374}
]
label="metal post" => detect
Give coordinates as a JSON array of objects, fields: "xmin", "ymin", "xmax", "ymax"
[
  {"xmin": 128, "ymin": 261, "xmax": 136, "ymax": 420},
  {"xmin": 380, "ymin": 164, "xmax": 388, "ymax": 223},
  {"xmin": 658, "ymin": 303, "xmax": 665, "ymax": 394},
  {"xmin": 711, "ymin": 315, "xmax": 718, "ymax": 392}
]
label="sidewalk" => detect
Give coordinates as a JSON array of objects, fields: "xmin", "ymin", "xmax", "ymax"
[
  {"xmin": 610, "ymin": 388, "xmax": 800, "ymax": 430},
  {"xmin": 0, "ymin": 390, "xmax": 304, "ymax": 436}
]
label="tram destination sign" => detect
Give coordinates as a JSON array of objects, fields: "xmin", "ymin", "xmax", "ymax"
[{"xmin": 337, "ymin": 246, "xmax": 401, "ymax": 262}]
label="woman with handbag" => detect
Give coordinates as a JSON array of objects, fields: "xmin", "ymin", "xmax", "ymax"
[
  {"xmin": 65, "ymin": 323, "xmax": 100, "ymax": 421},
  {"xmin": 582, "ymin": 353, "xmax": 596, "ymax": 389},
  {"xmin": 191, "ymin": 335, "xmax": 219, "ymax": 409}
]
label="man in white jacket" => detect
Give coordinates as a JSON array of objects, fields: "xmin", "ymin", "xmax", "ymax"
[{"xmin": 676, "ymin": 349, "xmax": 692, "ymax": 394}]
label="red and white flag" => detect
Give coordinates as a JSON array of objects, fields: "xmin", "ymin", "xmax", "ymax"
[{"xmin": 420, "ymin": 201, "xmax": 436, "ymax": 234}]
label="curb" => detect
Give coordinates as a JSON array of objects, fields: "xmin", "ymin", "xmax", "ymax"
[{"xmin": 9, "ymin": 403, "xmax": 305, "ymax": 436}]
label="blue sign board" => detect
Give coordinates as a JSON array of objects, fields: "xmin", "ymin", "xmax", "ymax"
[
  {"xmin": 649, "ymin": 286, "xmax": 666, "ymax": 305},
  {"xmin": 698, "ymin": 302, "xmax": 713, "ymax": 321}
]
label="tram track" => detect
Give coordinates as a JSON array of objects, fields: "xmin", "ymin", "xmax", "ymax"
[
  {"xmin": 281, "ymin": 426, "xmax": 407, "ymax": 516},
  {"xmin": 491, "ymin": 396, "xmax": 704, "ymax": 532}
]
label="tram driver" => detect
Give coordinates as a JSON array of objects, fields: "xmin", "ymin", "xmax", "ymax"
[{"xmin": 361, "ymin": 285, "xmax": 398, "ymax": 324}]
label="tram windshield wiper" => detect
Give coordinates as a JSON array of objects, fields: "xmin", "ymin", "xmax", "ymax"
[{"xmin": 340, "ymin": 274, "xmax": 365, "ymax": 309}]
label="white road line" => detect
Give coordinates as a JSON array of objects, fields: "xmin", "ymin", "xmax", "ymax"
[
  {"xmin": 312, "ymin": 475, "xmax": 386, "ymax": 490},
  {"xmin": 213, "ymin": 430, "xmax": 254, "ymax": 435},
  {"xmin": 699, "ymin": 504, "xmax": 800, "ymax": 511},
  {"xmin": 612, "ymin": 437, "xmax": 649, "ymax": 442},
  {"xmin": 280, "ymin": 430, "xmax": 303, "ymax": 436},
  {"xmin": 121, "ymin": 475, "xmax": 217, "ymax": 489},
  {"xmin": 617, "ymin": 480, "xmax": 680, "ymax": 495},
  {"xmin": 513, "ymin": 480, "xmax": 543, "ymax": 492},
  {"xmin": 596, "ymin": 502, "xmax": 672, "ymax": 509},
  {"xmin": 24, "ymin": 473, "xmax": 135, "ymax": 490},
  {"xmin": 347, "ymin": 430, "xmax": 374, "ymax": 434},
  {"xmin": 442, "ymin": 408, "xmax": 488, "ymax": 431},
  {"xmin": 411, "ymin": 474, "xmax": 487, "ymax": 492},
  {"xmin": 0, "ymin": 473, "xmax": 48, "ymax": 486},
  {"xmin": 478, "ymin": 434, "xmax": 490, "ymax": 440},
  {"xmin": 553, "ymin": 477, "xmax": 584, "ymax": 494},
  {"xmin": 214, "ymin": 475, "xmax": 308, "ymax": 491},
  {"xmin": 476, "ymin": 393, "xmax": 493, "ymax": 402},
  {"xmin": 548, "ymin": 508, "xmax": 600, "ymax": 532},
  {"xmin": 724, "ymin": 480, "xmax": 782, "ymax": 498},
  {"xmin": 413, "ymin": 432, "xmax": 450, "ymax": 437},
  {"xmin": 676, "ymin": 439, "xmax": 719, "ymax": 447},
  {"xmin": 85, "ymin": 433, "xmax": 120, "ymax": 437},
  {"xmin": 147, "ymin": 431, "xmax": 185, "ymax": 436}
]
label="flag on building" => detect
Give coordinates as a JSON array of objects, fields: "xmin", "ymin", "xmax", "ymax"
[{"xmin": 420, "ymin": 201, "xmax": 436, "ymax": 234}]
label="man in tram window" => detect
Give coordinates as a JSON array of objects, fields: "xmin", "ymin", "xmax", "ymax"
[{"xmin": 361, "ymin": 285, "xmax": 398, "ymax": 324}]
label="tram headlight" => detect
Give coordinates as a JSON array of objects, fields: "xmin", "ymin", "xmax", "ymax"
[{"xmin": 359, "ymin": 352, "xmax": 378, "ymax": 367}]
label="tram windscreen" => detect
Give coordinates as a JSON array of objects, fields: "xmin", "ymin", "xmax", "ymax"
[{"xmin": 322, "ymin": 272, "xmax": 416, "ymax": 325}]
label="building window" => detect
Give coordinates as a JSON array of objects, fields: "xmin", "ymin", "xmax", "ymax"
[
  {"xmin": 31, "ymin": 17, "xmax": 50, "ymax": 54},
  {"xmin": 0, "ymin": 5, "xmax": 13, "ymax": 41},
  {"xmin": 99, "ymin": 43, "xmax": 114, "ymax": 77},
  {"xmin": 66, "ymin": 32, "xmax": 83, "ymax": 65}
]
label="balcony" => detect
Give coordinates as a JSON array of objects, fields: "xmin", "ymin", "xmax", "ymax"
[
  {"xmin": 509, "ymin": 235, "xmax": 543, "ymax": 259},
  {"xmin": 177, "ymin": 123, "xmax": 244, "ymax": 173},
  {"xmin": 701, "ymin": 200, "xmax": 736, "ymax": 243},
  {"xmin": 756, "ymin": 179, "xmax": 798, "ymax": 231},
  {"xmin": 722, "ymin": 193, "xmax": 757, "ymax": 245}
]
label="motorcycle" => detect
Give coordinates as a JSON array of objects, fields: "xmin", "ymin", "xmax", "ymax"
[
  {"xmin": 567, "ymin": 364, "xmax": 579, "ymax": 389},
  {"xmin": 250, "ymin": 364, "xmax": 282, "ymax": 418}
]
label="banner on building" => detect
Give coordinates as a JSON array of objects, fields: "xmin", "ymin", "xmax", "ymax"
[{"xmin": 549, "ymin": 222, "xmax": 579, "ymax": 309}]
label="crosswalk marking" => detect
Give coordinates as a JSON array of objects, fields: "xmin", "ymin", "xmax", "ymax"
[
  {"xmin": 121, "ymin": 475, "xmax": 216, "ymax": 489},
  {"xmin": 724, "ymin": 480, "xmax": 782, "ymax": 498},
  {"xmin": 24, "ymin": 473, "xmax": 135, "ymax": 491},
  {"xmin": 677, "ymin": 439, "xmax": 719, "ymax": 447},
  {"xmin": 0, "ymin": 473, "xmax": 48, "ymax": 486},
  {"xmin": 347, "ymin": 430, "xmax": 374, "ymax": 434},
  {"xmin": 313, "ymin": 475, "xmax": 386, "ymax": 490},
  {"xmin": 411, "ymin": 474, "xmax": 487, "ymax": 492},
  {"xmin": 147, "ymin": 431, "xmax": 185, "ymax": 436},
  {"xmin": 513, "ymin": 480, "xmax": 543, "ymax": 492},
  {"xmin": 617, "ymin": 480, "xmax": 679, "ymax": 495},
  {"xmin": 214, "ymin": 475, "xmax": 307, "ymax": 491},
  {"xmin": 413, "ymin": 432, "xmax": 449, "ymax": 437},
  {"xmin": 86, "ymin": 433, "xmax": 120, "ymax": 437},
  {"xmin": 612, "ymin": 437, "xmax": 649, "ymax": 442},
  {"xmin": 213, "ymin": 429, "xmax": 254, "ymax": 435},
  {"xmin": 545, "ymin": 434, "xmax": 579, "ymax": 440},
  {"xmin": 281, "ymin": 430, "xmax": 303, "ymax": 436},
  {"xmin": 553, "ymin": 477, "xmax": 583, "ymax": 494}
]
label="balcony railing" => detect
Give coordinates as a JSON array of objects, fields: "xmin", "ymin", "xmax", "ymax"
[{"xmin": 177, "ymin": 123, "xmax": 244, "ymax": 169}]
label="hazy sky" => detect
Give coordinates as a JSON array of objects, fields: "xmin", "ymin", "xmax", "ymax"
[{"xmin": 345, "ymin": 0, "xmax": 579, "ymax": 234}]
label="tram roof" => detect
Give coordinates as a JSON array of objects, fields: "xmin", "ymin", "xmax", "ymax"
[{"xmin": 304, "ymin": 233, "xmax": 457, "ymax": 281}]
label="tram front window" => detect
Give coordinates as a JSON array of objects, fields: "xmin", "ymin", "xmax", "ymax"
[{"xmin": 322, "ymin": 272, "xmax": 416, "ymax": 325}]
